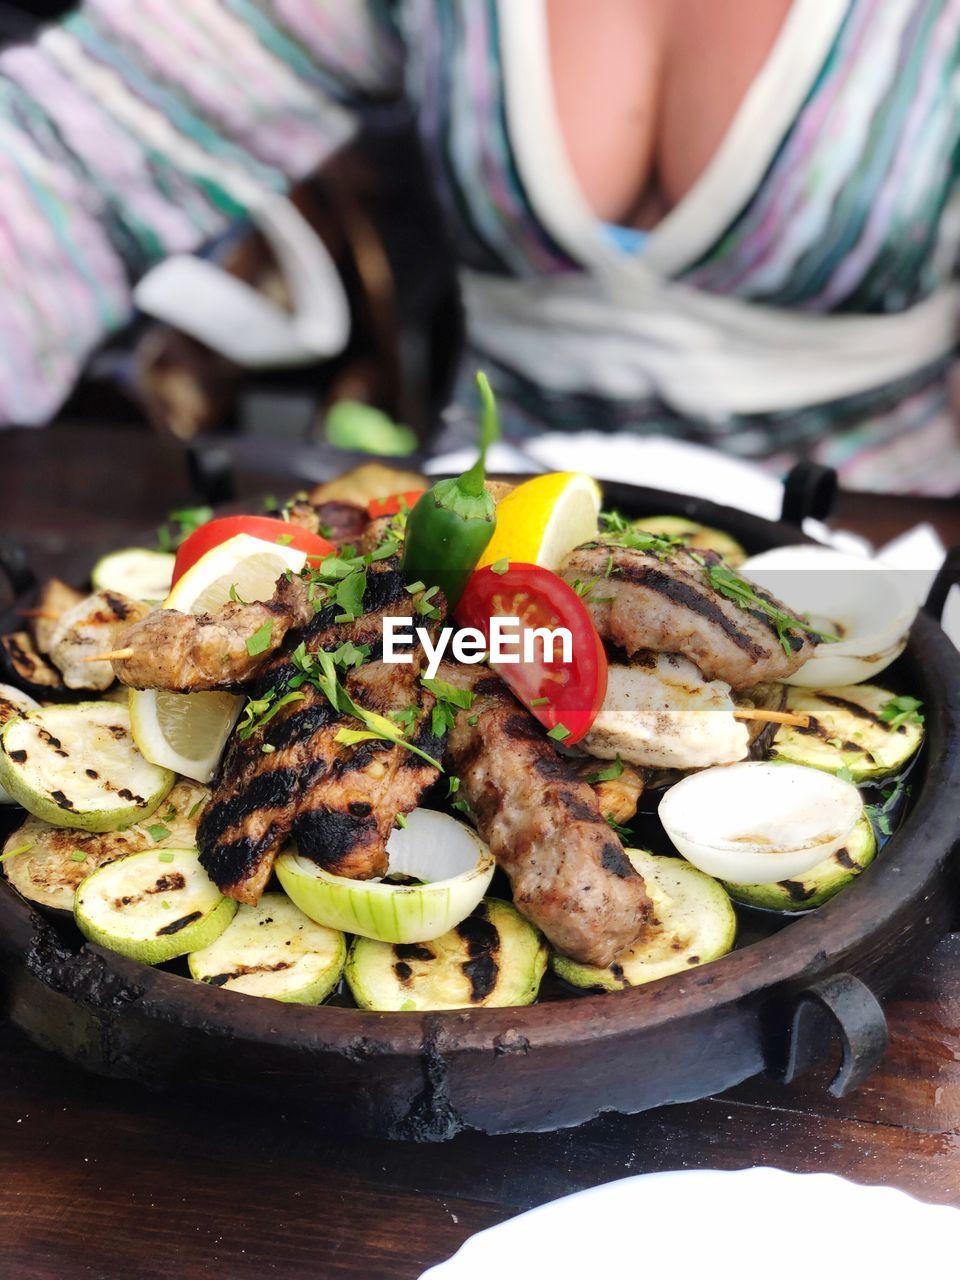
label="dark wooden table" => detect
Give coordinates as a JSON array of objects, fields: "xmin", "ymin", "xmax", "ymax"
[{"xmin": 1, "ymin": 422, "xmax": 959, "ymax": 1280}]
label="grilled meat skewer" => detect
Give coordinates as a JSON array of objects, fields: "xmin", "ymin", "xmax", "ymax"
[
  {"xmin": 561, "ymin": 543, "xmax": 818, "ymax": 688},
  {"xmin": 440, "ymin": 663, "xmax": 651, "ymax": 967},
  {"xmin": 49, "ymin": 590, "xmax": 151, "ymax": 691},
  {"xmin": 197, "ymin": 559, "xmax": 443, "ymax": 902},
  {"xmin": 111, "ymin": 573, "xmax": 315, "ymax": 692}
]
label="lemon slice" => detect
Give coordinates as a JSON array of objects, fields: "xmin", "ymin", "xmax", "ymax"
[
  {"xmin": 129, "ymin": 534, "xmax": 308, "ymax": 782},
  {"xmin": 476, "ymin": 472, "xmax": 602, "ymax": 570},
  {"xmin": 165, "ymin": 533, "xmax": 307, "ymax": 614}
]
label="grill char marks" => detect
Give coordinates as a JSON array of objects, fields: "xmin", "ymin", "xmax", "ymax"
[
  {"xmin": 197, "ymin": 556, "xmax": 444, "ymax": 901},
  {"xmin": 439, "ymin": 663, "xmax": 651, "ymax": 968},
  {"xmin": 561, "ymin": 543, "xmax": 818, "ymax": 689}
]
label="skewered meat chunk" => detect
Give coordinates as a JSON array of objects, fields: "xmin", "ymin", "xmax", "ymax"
[
  {"xmin": 49, "ymin": 591, "xmax": 150, "ymax": 690},
  {"xmin": 582, "ymin": 653, "xmax": 749, "ymax": 770},
  {"xmin": 196, "ymin": 560, "xmax": 443, "ymax": 902},
  {"xmin": 440, "ymin": 664, "xmax": 651, "ymax": 967},
  {"xmin": 561, "ymin": 543, "xmax": 818, "ymax": 688},
  {"xmin": 112, "ymin": 574, "xmax": 315, "ymax": 692},
  {"xmin": 284, "ymin": 498, "xmax": 369, "ymax": 545}
]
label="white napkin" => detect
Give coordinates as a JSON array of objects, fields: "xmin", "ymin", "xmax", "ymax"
[{"xmin": 428, "ymin": 432, "xmax": 957, "ymax": 645}]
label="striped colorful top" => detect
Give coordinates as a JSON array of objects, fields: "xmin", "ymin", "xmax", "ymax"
[{"xmin": 1, "ymin": 0, "xmax": 959, "ymax": 494}]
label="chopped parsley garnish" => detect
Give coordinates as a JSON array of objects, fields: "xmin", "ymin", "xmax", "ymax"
[
  {"xmin": 161, "ymin": 900, "xmax": 172, "ymax": 911},
  {"xmin": 422, "ymin": 676, "xmax": 474, "ymax": 739},
  {"xmin": 156, "ymin": 505, "xmax": 213, "ymax": 552},
  {"xmin": 330, "ymin": 640, "xmax": 370, "ymax": 670},
  {"xmin": 452, "ymin": 796, "xmax": 476, "ymax": 821},
  {"xmin": 599, "ymin": 510, "xmax": 684, "ymax": 556},
  {"xmin": 836, "ymin": 765, "xmax": 856, "ymax": 783},
  {"xmin": 413, "ymin": 585, "xmax": 442, "ymax": 619},
  {"xmin": 705, "ymin": 563, "xmax": 835, "ymax": 655},
  {"xmin": 157, "ymin": 852, "xmax": 176, "ymax": 864},
  {"xmin": 187, "ymin": 799, "xmax": 205, "ymax": 821},
  {"xmin": 546, "ymin": 722, "xmax": 571, "ymax": 742},
  {"xmin": 275, "ymin": 532, "xmax": 295, "ymax": 546},
  {"xmin": 394, "ymin": 813, "xmax": 408, "ymax": 830},
  {"xmin": 146, "ymin": 824, "xmax": 171, "ymax": 842},
  {"xmin": 879, "ymin": 695, "xmax": 924, "ymax": 730},
  {"xmin": 467, "ymin": 714, "xmax": 479, "ymax": 727},
  {"xmin": 228, "ymin": 583, "xmax": 248, "ymax": 605},
  {"xmin": 245, "ymin": 619, "xmax": 274, "ymax": 656},
  {"xmin": 584, "ymin": 755, "xmax": 625, "ymax": 784},
  {"xmin": 489, "ymin": 558, "xmax": 510, "ymax": 575},
  {"xmin": 447, "ymin": 775, "xmax": 460, "ymax": 796},
  {"xmin": 261, "ymin": 743, "xmax": 276, "ymax": 754},
  {"xmin": 236, "ymin": 688, "xmax": 306, "ymax": 741},
  {"xmin": 605, "ymin": 813, "xmax": 633, "ymax": 841},
  {"xmin": 70, "ymin": 850, "xmax": 87, "ymax": 863},
  {"xmin": 529, "ymin": 696, "xmax": 550, "ymax": 707}
]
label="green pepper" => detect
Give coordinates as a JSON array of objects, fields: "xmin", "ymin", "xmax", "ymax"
[{"xmin": 401, "ymin": 371, "xmax": 499, "ymax": 609}]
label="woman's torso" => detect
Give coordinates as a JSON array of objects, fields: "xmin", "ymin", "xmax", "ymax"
[{"xmin": 398, "ymin": 0, "xmax": 960, "ymax": 494}]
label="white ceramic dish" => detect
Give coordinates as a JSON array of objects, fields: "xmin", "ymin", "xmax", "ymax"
[{"xmin": 420, "ymin": 1167, "xmax": 960, "ymax": 1280}]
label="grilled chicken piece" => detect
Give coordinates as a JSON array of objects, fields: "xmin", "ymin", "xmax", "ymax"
[
  {"xmin": 440, "ymin": 664, "xmax": 651, "ymax": 967},
  {"xmin": 112, "ymin": 574, "xmax": 314, "ymax": 692},
  {"xmin": 49, "ymin": 590, "xmax": 151, "ymax": 690},
  {"xmin": 26, "ymin": 578, "xmax": 85, "ymax": 654},
  {"xmin": 581, "ymin": 653, "xmax": 749, "ymax": 771},
  {"xmin": 561, "ymin": 543, "xmax": 818, "ymax": 688},
  {"xmin": 574, "ymin": 756, "xmax": 646, "ymax": 826},
  {"xmin": 197, "ymin": 560, "xmax": 443, "ymax": 903}
]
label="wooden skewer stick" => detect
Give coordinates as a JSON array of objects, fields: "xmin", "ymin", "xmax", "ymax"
[
  {"xmin": 17, "ymin": 607, "xmax": 61, "ymax": 621},
  {"xmin": 82, "ymin": 648, "xmax": 135, "ymax": 664},
  {"xmin": 732, "ymin": 707, "xmax": 810, "ymax": 728}
]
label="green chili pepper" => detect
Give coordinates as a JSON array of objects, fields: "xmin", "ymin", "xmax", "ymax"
[{"xmin": 401, "ymin": 371, "xmax": 499, "ymax": 609}]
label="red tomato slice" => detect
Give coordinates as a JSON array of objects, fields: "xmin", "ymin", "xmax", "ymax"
[
  {"xmin": 455, "ymin": 564, "xmax": 607, "ymax": 745},
  {"xmin": 367, "ymin": 489, "xmax": 427, "ymax": 519},
  {"xmin": 172, "ymin": 516, "xmax": 334, "ymax": 584}
]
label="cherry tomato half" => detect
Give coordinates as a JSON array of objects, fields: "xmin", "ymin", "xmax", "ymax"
[
  {"xmin": 367, "ymin": 489, "xmax": 427, "ymax": 519},
  {"xmin": 171, "ymin": 516, "xmax": 335, "ymax": 585},
  {"xmin": 455, "ymin": 563, "xmax": 608, "ymax": 745}
]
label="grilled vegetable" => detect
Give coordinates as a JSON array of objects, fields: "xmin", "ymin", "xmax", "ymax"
[
  {"xmin": 770, "ymin": 685, "xmax": 924, "ymax": 781},
  {"xmin": 723, "ymin": 814, "xmax": 877, "ymax": 912},
  {"xmin": 0, "ymin": 630, "xmax": 67, "ymax": 695},
  {"xmin": 631, "ymin": 516, "xmax": 746, "ymax": 567},
  {"xmin": 401, "ymin": 371, "xmax": 498, "ymax": 609},
  {"xmin": 345, "ymin": 898, "xmax": 547, "ymax": 1011},
  {"xmin": 188, "ymin": 894, "xmax": 346, "ymax": 1003},
  {"xmin": 75, "ymin": 848, "xmax": 236, "ymax": 964},
  {"xmin": 0, "ymin": 703, "xmax": 175, "ymax": 832},
  {"xmin": 551, "ymin": 850, "xmax": 736, "ymax": 991},
  {"xmin": 0, "ymin": 683, "xmax": 40, "ymax": 804},
  {"xmin": 2, "ymin": 780, "xmax": 209, "ymax": 912},
  {"xmin": 91, "ymin": 548, "xmax": 176, "ymax": 601},
  {"xmin": 49, "ymin": 590, "xmax": 150, "ymax": 691},
  {"xmin": 276, "ymin": 809, "xmax": 494, "ymax": 943}
]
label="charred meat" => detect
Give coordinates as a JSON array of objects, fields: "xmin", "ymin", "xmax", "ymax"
[
  {"xmin": 440, "ymin": 664, "xmax": 651, "ymax": 967},
  {"xmin": 561, "ymin": 542, "xmax": 819, "ymax": 688}
]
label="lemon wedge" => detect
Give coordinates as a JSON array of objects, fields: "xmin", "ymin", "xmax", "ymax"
[
  {"xmin": 129, "ymin": 534, "xmax": 308, "ymax": 782},
  {"xmin": 476, "ymin": 472, "xmax": 602, "ymax": 570}
]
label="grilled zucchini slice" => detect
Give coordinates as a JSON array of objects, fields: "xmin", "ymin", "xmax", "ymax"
[
  {"xmin": 188, "ymin": 894, "xmax": 346, "ymax": 1003},
  {"xmin": 631, "ymin": 516, "xmax": 746, "ymax": 567},
  {"xmin": 0, "ymin": 683, "xmax": 40, "ymax": 804},
  {"xmin": 723, "ymin": 813, "xmax": 877, "ymax": 912},
  {"xmin": 552, "ymin": 849, "xmax": 736, "ymax": 991},
  {"xmin": 0, "ymin": 702, "xmax": 175, "ymax": 831},
  {"xmin": 345, "ymin": 898, "xmax": 548, "ymax": 1011},
  {"xmin": 90, "ymin": 548, "xmax": 175, "ymax": 601},
  {"xmin": 75, "ymin": 848, "xmax": 236, "ymax": 964},
  {"xmin": 0, "ymin": 630, "xmax": 67, "ymax": 695},
  {"xmin": 2, "ymin": 781, "xmax": 209, "ymax": 912},
  {"xmin": 770, "ymin": 685, "xmax": 924, "ymax": 781}
]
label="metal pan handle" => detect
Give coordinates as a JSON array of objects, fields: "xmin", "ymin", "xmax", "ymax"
[
  {"xmin": 776, "ymin": 971, "xmax": 889, "ymax": 1098},
  {"xmin": 0, "ymin": 537, "xmax": 37, "ymax": 600},
  {"xmin": 923, "ymin": 543, "xmax": 960, "ymax": 622},
  {"xmin": 780, "ymin": 461, "xmax": 838, "ymax": 528}
]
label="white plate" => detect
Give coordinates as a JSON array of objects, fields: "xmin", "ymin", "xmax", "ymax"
[{"xmin": 420, "ymin": 1167, "xmax": 960, "ymax": 1280}]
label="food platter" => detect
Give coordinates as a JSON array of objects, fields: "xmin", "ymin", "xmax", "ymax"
[{"xmin": 0, "ymin": 476, "xmax": 958, "ymax": 1140}]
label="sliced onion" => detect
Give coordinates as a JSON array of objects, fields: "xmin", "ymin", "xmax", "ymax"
[
  {"xmin": 658, "ymin": 762, "xmax": 863, "ymax": 884},
  {"xmin": 275, "ymin": 808, "xmax": 495, "ymax": 944},
  {"xmin": 740, "ymin": 546, "xmax": 917, "ymax": 687}
]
